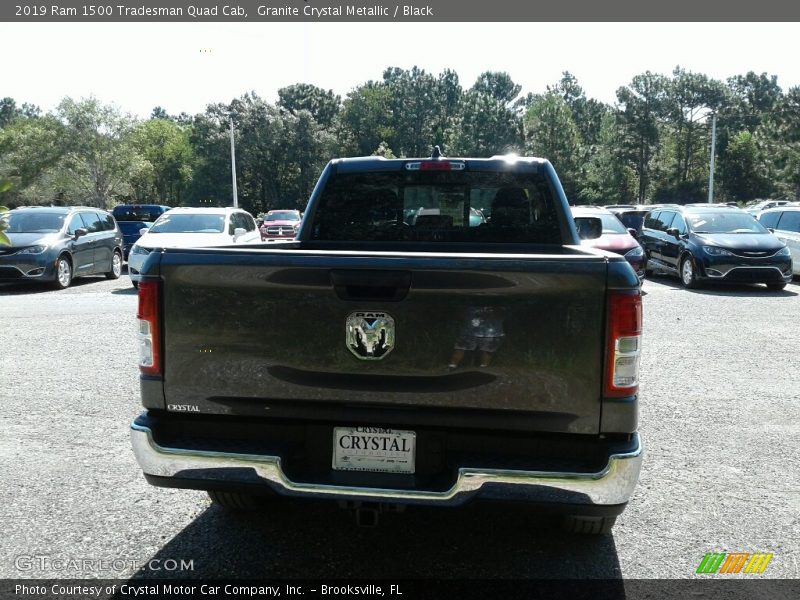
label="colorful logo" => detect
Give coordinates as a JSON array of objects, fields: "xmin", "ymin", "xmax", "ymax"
[{"xmin": 697, "ymin": 552, "xmax": 773, "ymax": 574}]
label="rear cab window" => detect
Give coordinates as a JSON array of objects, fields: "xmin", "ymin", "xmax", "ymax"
[{"xmin": 308, "ymin": 169, "xmax": 565, "ymax": 245}]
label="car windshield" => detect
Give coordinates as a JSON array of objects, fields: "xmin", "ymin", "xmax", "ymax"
[
  {"xmin": 266, "ymin": 211, "xmax": 300, "ymax": 221},
  {"xmin": 687, "ymin": 212, "xmax": 767, "ymax": 234},
  {"xmin": 148, "ymin": 213, "xmax": 225, "ymax": 233},
  {"xmin": 1, "ymin": 212, "xmax": 65, "ymax": 233}
]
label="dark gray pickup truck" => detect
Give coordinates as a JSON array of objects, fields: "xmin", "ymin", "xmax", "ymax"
[{"xmin": 131, "ymin": 154, "xmax": 643, "ymax": 534}]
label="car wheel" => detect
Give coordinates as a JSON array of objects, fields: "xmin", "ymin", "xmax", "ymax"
[
  {"xmin": 105, "ymin": 250, "xmax": 122, "ymax": 279},
  {"xmin": 52, "ymin": 255, "xmax": 73, "ymax": 290},
  {"xmin": 680, "ymin": 255, "xmax": 698, "ymax": 289},
  {"xmin": 767, "ymin": 283, "xmax": 786, "ymax": 291},
  {"xmin": 561, "ymin": 515, "xmax": 617, "ymax": 535},
  {"xmin": 131, "ymin": 280, "xmax": 139, "ymax": 290},
  {"xmin": 208, "ymin": 490, "xmax": 266, "ymax": 511}
]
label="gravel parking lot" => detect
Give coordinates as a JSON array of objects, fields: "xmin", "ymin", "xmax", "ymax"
[{"xmin": 1, "ymin": 272, "xmax": 798, "ymax": 581}]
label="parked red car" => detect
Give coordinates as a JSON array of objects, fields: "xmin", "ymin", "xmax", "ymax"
[
  {"xmin": 572, "ymin": 206, "xmax": 645, "ymax": 282},
  {"xmin": 259, "ymin": 209, "xmax": 303, "ymax": 241}
]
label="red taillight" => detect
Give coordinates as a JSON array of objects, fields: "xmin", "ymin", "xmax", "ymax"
[
  {"xmin": 604, "ymin": 291, "xmax": 642, "ymax": 397},
  {"xmin": 137, "ymin": 280, "xmax": 161, "ymax": 377}
]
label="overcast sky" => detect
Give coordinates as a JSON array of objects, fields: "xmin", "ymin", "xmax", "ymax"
[{"xmin": 2, "ymin": 22, "xmax": 799, "ymax": 118}]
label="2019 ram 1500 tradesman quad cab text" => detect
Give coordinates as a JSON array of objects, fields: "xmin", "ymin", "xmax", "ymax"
[{"xmin": 130, "ymin": 154, "xmax": 643, "ymax": 534}]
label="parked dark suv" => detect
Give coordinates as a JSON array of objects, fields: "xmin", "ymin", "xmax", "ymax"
[
  {"xmin": 640, "ymin": 205, "xmax": 792, "ymax": 290},
  {"xmin": 0, "ymin": 206, "xmax": 124, "ymax": 289}
]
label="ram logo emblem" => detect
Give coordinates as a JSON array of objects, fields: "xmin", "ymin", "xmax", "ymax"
[{"xmin": 346, "ymin": 311, "xmax": 395, "ymax": 360}]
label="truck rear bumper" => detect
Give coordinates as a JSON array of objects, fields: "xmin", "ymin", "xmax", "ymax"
[{"xmin": 130, "ymin": 416, "xmax": 643, "ymax": 508}]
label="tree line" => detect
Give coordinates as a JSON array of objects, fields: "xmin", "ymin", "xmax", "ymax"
[{"xmin": 2, "ymin": 65, "xmax": 800, "ymax": 215}]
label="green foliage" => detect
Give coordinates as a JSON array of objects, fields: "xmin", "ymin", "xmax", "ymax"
[
  {"xmin": 579, "ymin": 114, "xmax": 638, "ymax": 205},
  {"xmin": 0, "ymin": 203, "xmax": 9, "ymax": 246},
  {"xmin": 719, "ymin": 131, "xmax": 771, "ymax": 201},
  {"xmin": 615, "ymin": 71, "xmax": 668, "ymax": 203},
  {"xmin": 448, "ymin": 90, "xmax": 523, "ymax": 157},
  {"xmin": 0, "ymin": 114, "xmax": 65, "ymax": 205},
  {"xmin": 472, "ymin": 71, "xmax": 521, "ymax": 105},
  {"xmin": 278, "ymin": 83, "xmax": 341, "ymax": 127},
  {"xmin": 524, "ymin": 92, "xmax": 582, "ymax": 200},
  {"xmin": 382, "ymin": 66, "xmax": 461, "ymax": 156},
  {"xmin": 762, "ymin": 86, "xmax": 800, "ymax": 200},
  {"xmin": 4, "ymin": 65, "xmax": 800, "ymax": 211},
  {"xmin": 662, "ymin": 67, "xmax": 726, "ymax": 194},
  {"xmin": 338, "ymin": 82, "xmax": 395, "ymax": 156},
  {"xmin": 55, "ymin": 97, "xmax": 144, "ymax": 207},
  {"xmin": 0, "ymin": 97, "xmax": 40, "ymax": 128},
  {"xmin": 130, "ymin": 118, "xmax": 194, "ymax": 204},
  {"xmin": 372, "ymin": 141, "xmax": 396, "ymax": 158}
]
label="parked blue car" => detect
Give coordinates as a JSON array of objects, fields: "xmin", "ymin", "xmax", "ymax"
[{"xmin": 111, "ymin": 205, "xmax": 169, "ymax": 260}]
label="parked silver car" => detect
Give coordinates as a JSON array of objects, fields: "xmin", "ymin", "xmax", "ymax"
[{"xmin": 758, "ymin": 206, "xmax": 800, "ymax": 276}]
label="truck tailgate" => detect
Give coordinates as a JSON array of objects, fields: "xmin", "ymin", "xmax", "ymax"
[{"xmin": 158, "ymin": 248, "xmax": 608, "ymax": 434}]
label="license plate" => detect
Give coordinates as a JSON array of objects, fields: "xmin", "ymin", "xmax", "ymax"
[{"xmin": 332, "ymin": 426, "xmax": 416, "ymax": 474}]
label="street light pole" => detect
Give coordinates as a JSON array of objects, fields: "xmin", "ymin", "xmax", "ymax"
[
  {"xmin": 708, "ymin": 112, "xmax": 717, "ymax": 204},
  {"xmin": 229, "ymin": 117, "xmax": 238, "ymax": 208}
]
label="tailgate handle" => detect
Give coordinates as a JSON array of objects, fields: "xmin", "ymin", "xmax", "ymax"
[{"xmin": 330, "ymin": 270, "xmax": 411, "ymax": 301}]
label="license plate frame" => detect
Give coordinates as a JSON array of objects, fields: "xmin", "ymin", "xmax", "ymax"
[{"xmin": 332, "ymin": 426, "xmax": 416, "ymax": 474}]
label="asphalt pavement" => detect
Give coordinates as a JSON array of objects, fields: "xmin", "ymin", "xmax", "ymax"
[{"xmin": 0, "ymin": 272, "xmax": 798, "ymax": 581}]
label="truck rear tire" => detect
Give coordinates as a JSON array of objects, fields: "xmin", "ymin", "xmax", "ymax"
[
  {"xmin": 208, "ymin": 490, "xmax": 264, "ymax": 511},
  {"xmin": 561, "ymin": 515, "xmax": 617, "ymax": 535}
]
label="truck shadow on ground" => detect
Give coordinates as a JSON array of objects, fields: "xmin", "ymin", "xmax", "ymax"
[
  {"xmin": 130, "ymin": 499, "xmax": 623, "ymax": 580},
  {"xmin": 111, "ymin": 286, "xmax": 138, "ymax": 295}
]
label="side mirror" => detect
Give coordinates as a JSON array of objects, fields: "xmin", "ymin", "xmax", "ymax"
[
  {"xmin": 768, "ymin": 227, "xmax": 775, "ymax": 233},
  {"xmin": 233, "ymin": 227, "xmax": 247, "ymax": 241},
  {"xmin": 627, "ymin": 228, "xmax": 639, "ymax": 239},
  {"xmin": 666, "ymin": 227, "xmax": 681, "ymax": 239},
  {"xmin": 574, "ymin": 216, "xmax": 603, "ymax": 240},
  {"xmin": 139, "ymin": 227, "xmax": 150, "ymax": 236},
  {"xmin": 73, "ymin": 228, "xmax": 88, "ymax": 240}
]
